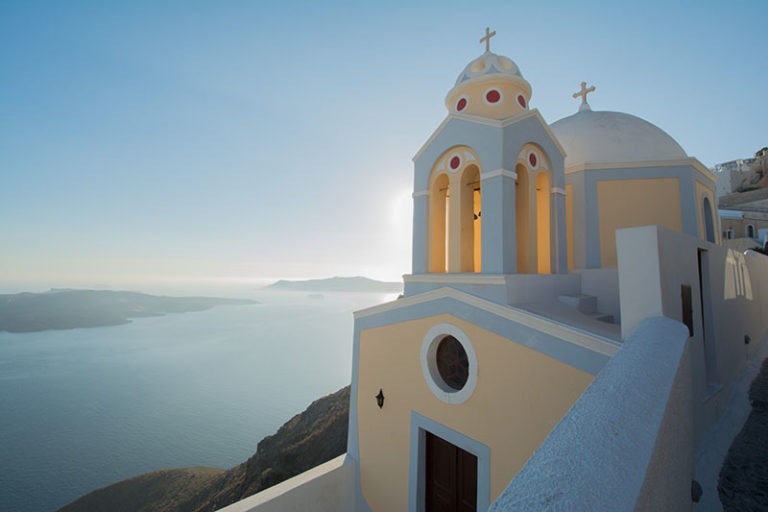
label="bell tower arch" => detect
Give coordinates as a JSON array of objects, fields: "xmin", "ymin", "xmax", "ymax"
[
  {"xmin": 427, "ymin": 147, "xmax": 483, "ymax": 273},
  {"xmin": 409, "ymin": 31, "xmax": 567, "ymax": 282}
]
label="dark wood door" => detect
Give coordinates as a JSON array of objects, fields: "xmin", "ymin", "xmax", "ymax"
[{"xmin": 426, "ymin": 431, "xmax": 477, "ymax": 512}]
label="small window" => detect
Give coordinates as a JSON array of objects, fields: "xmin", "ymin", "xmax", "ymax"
[{"xmin": 747, "ymin": 224, "xmax": 756, "ymax": 238}]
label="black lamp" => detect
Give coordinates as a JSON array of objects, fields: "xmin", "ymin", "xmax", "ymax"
[{"xmin": 375, "ymin": 388, "xmax": 385, "ymax": 409}]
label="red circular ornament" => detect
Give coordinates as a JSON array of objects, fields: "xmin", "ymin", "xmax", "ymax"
[
  {"xmin": 457, "ymin": 98, "xmax": 467, "ymax": 111},
  {"xmin": 485, "ymin": 89, "xmax": 501, "ymax": 103},
  {"xmin": 529, "ymin": 153, "xmax": 538, "ymax": 167},
  {"xmin": 517, "ymin": 95, "xmax": 527, "ymax": 108},
  {"xmin": 450, "ymin": 156, "xmax": 461, "ymax": 170}
]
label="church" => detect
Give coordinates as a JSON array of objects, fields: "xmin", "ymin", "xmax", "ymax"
[{"xmin": 219, "ymin": 29, "xmax": 768, "ymax": 512}]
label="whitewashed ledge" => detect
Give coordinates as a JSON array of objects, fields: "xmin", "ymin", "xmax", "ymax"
[
  {"xmin": 489, "ymin": 317, "xmax": 694, "ymax": 511},
  {"xmin": 215, "ymin": 454, "xmax": 354, "ymax": 512}
]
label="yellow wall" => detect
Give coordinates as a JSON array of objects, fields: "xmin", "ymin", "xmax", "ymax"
[
  {"xmin": 597, "ymin": 178, "xmax": 682, "ymax": 268},
  {"xmin": 447, "ymin": 80, "xmax": 528, "ymax": 120},
  {"xmin": 721, "ymin": 217, "xmax": 768, "ymax": 241},
  {"xmin": 429, "ymin": 174, "xmax": 449, "ymax": 272},
  {"xmin": 356, "ymin": 314, "xmax": 594, "ymax": 511},
  {"xmin": 536, "ymin": 172, "xmax": 551, "ymax": 274}
]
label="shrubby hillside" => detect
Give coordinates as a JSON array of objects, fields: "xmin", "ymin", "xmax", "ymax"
[{"xmin": 58, "ymin": 386, "xmax": 350, "ymax": 512}]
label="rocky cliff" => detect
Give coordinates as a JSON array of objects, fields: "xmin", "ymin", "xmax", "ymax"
[{"xmin": 58, "ymin": 386, "xmax": 350, "ymax": 512}]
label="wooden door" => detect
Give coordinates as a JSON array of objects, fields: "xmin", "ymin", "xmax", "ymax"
[{"xmin": 425, "ymin": 431, "xmax": 477, "ymax": 512}]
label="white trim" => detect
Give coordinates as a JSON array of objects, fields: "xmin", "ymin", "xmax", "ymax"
[
  {"xmin": 420, "ymin": 323, "xmax": 478, "ymax": 405},
  {"xmin": 412, "ymin": 190, "xmax": 428, "ymax": 198},
  {"xmin": 551, "ymin": 187, "xmax": 567, "ymax": 196},
  {"xmin": 447, "ymin": 152, "xmax": 462, "ymax": 173},
  {"xmin": 354, "ymin": 286, "xmax": 620, "ymax": 356},
  {"xmin": 527, "ymin": 150, "xmax": 540, "ymax": 170},
  {"xmin": 517, "ymin": 144, "xmax": 551, "ymax": 171},
  {"xmin": 404, "ymin": 273, "xmax": 508, "ymax": 285},
  {"xmin": 481, "ymin": 168, "xmax": 517, "ymax": 181},
  {"xmin": 411, "ymin": 109, "xmax": 567, "ymax": 162},
  {"xmin": 215, "ymin": 455, "xmax": 351, "ymax": 512},
  {"xmin": 564, "ymin": 157, "xmax": 718, "ymax": 181},
  {"xmin": 409, "ymin": 412, "xmax": 491, "ymax": 512},
  {"xmin": 482, "ymin": 87, "xmax": 504, "ymax": 106}
]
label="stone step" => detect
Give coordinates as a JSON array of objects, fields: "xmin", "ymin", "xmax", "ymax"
[
  {"xmin": 590, "ymin": 312, "xmax": 615, "ymax": 324},
  {"xmin": 558, "ymin": 294, "xmax": 597, "ymax": 314}
]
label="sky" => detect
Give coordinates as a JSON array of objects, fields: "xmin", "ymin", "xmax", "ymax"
[{"xmin": 1, "ymin": 0, "xmax": 766, "ymax": 292}]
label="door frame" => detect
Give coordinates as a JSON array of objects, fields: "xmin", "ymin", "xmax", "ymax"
[{"xmin": 409, "ymin": 411, "xmax": 491, "ymax": 512}]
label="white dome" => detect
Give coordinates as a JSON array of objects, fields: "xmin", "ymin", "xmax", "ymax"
[
  {"xmin": 454, "ymin": 52, "xmax": 528, "ymax": 88},
  {"xmin": 550, "ymin": 110, "xmax": 687, "ymax": 168}
]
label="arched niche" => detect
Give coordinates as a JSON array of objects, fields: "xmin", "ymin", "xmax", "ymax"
[
  {"xmin": 429, "ymin": 173, "xmax": 450, "ymax": 272},
  {"xmin": 515, "ymin": 163, "xmax": 530, "ymax": 273},
  {"xmin": 516, "ymin": 144, "xmax": 553, "ymax": 274},
  {"xmin": 428, "ymin": 147, "xmax": 482, "ymax": 273},
  {"xmin": 702, "ymin": 196, "xmax": 715, "ymax": 243},
  {"xmin": 460, "ymin": 164, "xmax": 481, "ymax": 272}
]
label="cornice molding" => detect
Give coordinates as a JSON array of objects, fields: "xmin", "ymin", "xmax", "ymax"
[{"xmin": 354, "ymin": 286, "xmax": 620, "ymax": 357}]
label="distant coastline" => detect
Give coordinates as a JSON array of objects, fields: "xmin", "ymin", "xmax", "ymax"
[
  {"xmin": 265, "ymin": 276, "xmax": 402, "ymax": 293},
  {"xmin": 0, "ymin": 289, "xmax": 258, "ymax": 333}
]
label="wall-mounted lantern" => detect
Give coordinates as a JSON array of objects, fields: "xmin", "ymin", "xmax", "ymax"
[{"xmin": 376, "ymin": 388, "xmax": 385, "ymax": 409}]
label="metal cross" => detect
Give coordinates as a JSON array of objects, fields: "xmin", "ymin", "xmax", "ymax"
[
  {"xmin": 572, "ymin": 81, "xmax": 596, "ymax": 111},
  {"xmin": 480, "ymin": 27, "xmax": 496, "ymax": 53}
]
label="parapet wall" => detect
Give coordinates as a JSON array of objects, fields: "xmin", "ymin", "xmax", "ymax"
[
  {"xmin": 489, "ymin": 317, "xmax": 693, "ymax": 511},
  {"xmin": 215, "ymin": 455, "xmax": 354, "ymax": 512},
  {"xmin": 616, "ymin": 226, "xmax": 768, "ymax": 442}
]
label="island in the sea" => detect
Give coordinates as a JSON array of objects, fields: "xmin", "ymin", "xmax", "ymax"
[
  {"xmin": 0, "ymin": 289, "xmax": 258, "ymax": 333},
  {"xmin": 266, "ymin": 276, "xmax": 402, "ymax": 293}
]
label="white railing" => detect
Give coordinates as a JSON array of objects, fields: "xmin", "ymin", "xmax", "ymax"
[
  {"xmin": 489, "ymin": 317, "xmax": 694, "ymax": 511},
  {"xmin": 215, "ymin": 454, "xmax": 354, "ymax": 512}
]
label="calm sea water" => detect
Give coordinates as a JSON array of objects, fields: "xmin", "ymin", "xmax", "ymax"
[{"xmin": 0, "ymin": 289, "xmax": 394, "ymax": 512}]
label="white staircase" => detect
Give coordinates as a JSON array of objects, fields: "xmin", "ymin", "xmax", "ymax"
[{"xmin": 558, "ymin": 294, "xmax": 614, "ymax": 324}]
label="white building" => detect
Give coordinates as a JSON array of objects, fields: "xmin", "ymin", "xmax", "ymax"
[{"xmin": 218, "ymin": 30, "xmax": 768, "ymax": 512}]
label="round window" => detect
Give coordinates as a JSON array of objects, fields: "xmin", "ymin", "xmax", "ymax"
[
  {"xmin": 484, "ymin": 88, "xmax": 502, "ymax": 104},
  {"xmin": 421, "ymin": 324, "xmax": 478, "ymax": 404},
  {"xmin": 436, "ymin": 335, "xmax": 469, "ymax": 390}
]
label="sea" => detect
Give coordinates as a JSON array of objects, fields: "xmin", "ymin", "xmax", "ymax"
[{"xmin": 0, "ymin": 285, "xmax": 396, "ymax": 512}]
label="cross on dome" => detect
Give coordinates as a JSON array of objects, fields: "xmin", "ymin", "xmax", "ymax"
[
  {"xmin": 572, "ymin": 81, "xmax": 596, "ymax": 112},
  {"xmin": 480, "ymin": 27, "xmax": 496, "ymax": 53}
]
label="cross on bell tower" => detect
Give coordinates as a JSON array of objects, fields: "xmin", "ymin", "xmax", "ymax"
[
  {"xmin": 572, "ymin": 81, "xmax": 596, "ymax": 112},
  {"xmin": 480, "ymin": 27, "xmax": 496, "ymax": 53}
]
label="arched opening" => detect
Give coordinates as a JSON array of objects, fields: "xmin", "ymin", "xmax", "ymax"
[
  {"xmin": 536, "ymin": 172, "xmax": 551, "ymax": 274},
  {"xmin": 746, "ymin": 224, "xmax": 755, "ymax": 239},
  {"xmin": 429, "ymin": 173, "xmax": 449, "ymax": 272},
  {"xmin": 515, "ymin": 164, "xmax": 530, "ymax": 273},
  {"xmin": 460, "ymin": 165, "xmax": 481, "ymax": 272},
  {"xmin": 702, "ymin": 196, "xmax": 715, "ymax": 243}
]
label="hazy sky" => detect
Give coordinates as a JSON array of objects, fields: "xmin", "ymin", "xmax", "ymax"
[{"xmin": 1, "ymin": 1, "xmax": 766, "ymax": 291}]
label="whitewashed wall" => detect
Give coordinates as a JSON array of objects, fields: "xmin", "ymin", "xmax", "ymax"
[
  {"xmin": 489, "ymin": 317, "xmax": 694, "ymax": 511},
  {"xmin": 215, "ymin": 455, "xmax": 354, "ymax": 512}
]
